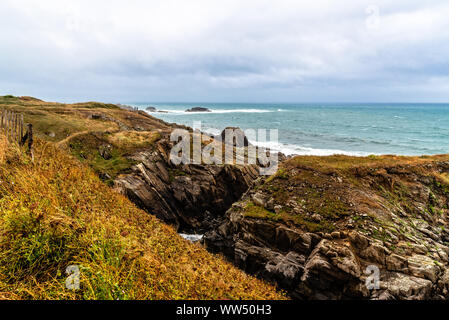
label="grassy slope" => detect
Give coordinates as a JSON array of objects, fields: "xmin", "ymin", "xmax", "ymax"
[
  {"xmin": 7, "ymin": 95, "xmax": 448, "ymax": 299},
  {"xmin": 0, "ymin": 95, "xmax": 169, "ymax": 143},
  {"xmin": 0, "ymin": 138, "xmax": 284, "ymax": 300},
  {"xmin": 0, "ymin": 96, "xmax": 285, "ymax": 300},
  {"xmin": 0, "ymin": 95, "xmax": 170, "ymax": 185},
  {"xmin": 67, "ymin": 130, "xmax": 162, "ymax": 185}
]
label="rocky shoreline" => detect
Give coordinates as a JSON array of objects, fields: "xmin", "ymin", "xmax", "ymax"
[
  {"xmin": 204, "ymin": 155, "xmax": 449, "ymax": 299},
  {"xmin": 68, "ymin": 109, "xmax": 449, "ymax": 300}
]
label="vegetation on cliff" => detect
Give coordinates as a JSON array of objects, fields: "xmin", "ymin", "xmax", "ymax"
[
  {"xmin": 245, "ymin": 154, "xmax": 449, "ymax": 239},
  {"xmin": 0, "ymin": 96, "xmax": 285, "ymax": 300},
  {"xmin": 5, "ymin": 95, "xmax": 449, "ymax": 300},
  {"xmin": 0, "ymin": 95, "xmax": 169, "ymax": 143},
  {"xmin": 205, "ymin": 153, "xmax": 449, "ymax": 299}
]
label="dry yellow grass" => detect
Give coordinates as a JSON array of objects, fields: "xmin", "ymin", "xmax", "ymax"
[
  {"xmin": 106, "ymin": 131, "xmax": 161, "ymax": 150},
  {"xmin": 0, "ymin": 134, "xmax": 6, "ymax": 164},
  {"xmin": 0, "ymin": 136, "xmax": 285, "ymax": 300},
  {"xmin": 0, "ymin": 95, "xmax": 169, "ymax": 143},
  {"xmin": 288, "ymin": 153, "xmax": 449, "ymax": 171}
]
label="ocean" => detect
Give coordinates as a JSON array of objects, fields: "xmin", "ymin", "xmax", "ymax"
[{"xmin": 127, "ymin": 103, "xmax": 449, "ymax": 156}]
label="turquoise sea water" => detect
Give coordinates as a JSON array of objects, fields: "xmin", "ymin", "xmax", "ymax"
[{"xmin": 127, "ymin": 103, "xmax": 449, "ymax": 156}]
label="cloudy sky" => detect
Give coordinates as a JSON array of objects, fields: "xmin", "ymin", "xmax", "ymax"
[{"xmin": 1, "ymin": 0, "xmax": 449, "ymax": 103}]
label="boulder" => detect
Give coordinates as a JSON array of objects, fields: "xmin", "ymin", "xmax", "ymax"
[
  {"xmin": 99, "ymin": 144, "xmax": 113, "ymax": 160},
  {"xmin": 185, "ymin": 107, "xmax": 211, "ymax": 113},
  {"xmin": 263, "ymin": 252, "xmax": 305, "ymax": 289},
  {"xmin": 407, "ymin": 254, "xmax": 440, "ymax": 283},
  {"xmin": 379, "ymin": 273, "xmax": 433, "ymax": 299},
  {"xmin": 252, "ymin": 192, "xmax": 266, "ymax": 207},
  {"xmin": 219, "ymin": 127, "xmax": 250, "ymax": 147}
]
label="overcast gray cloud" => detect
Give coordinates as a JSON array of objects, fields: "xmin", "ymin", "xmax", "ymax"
[{"xmin": 1, "ymin": 0, "xmax": 449, "ymax": 102}]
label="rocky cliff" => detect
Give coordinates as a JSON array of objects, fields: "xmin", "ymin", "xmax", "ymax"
[
  {"xmin": 204, "ymin": 155, "xmax": 449, "ymax": 299},
  {"xmin": 48, "ymin": 101, "xmax": 449, "ymax": 300},
  {"xmin": 113, "ymin": 136, "xmax": 260, "ymax": 232}
]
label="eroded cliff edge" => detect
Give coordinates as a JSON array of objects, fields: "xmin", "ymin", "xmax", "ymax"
[
  {"xmin": 204, "ymin": 155, "xmax": 449, "ymax": 299},
  {"xmin": 113, "ymin": 137, "xmax": 260, "ymax": 232},
  {"xmin": 66, "ymin": 124, "xmax": 261, "ymax": 233},
  {"xmin": 107, "ymin": 126, "xmax": 449, "ymax": 300},
  {"xmin": 36, "ymin": 98, "xmax": 449, "ymax": 300}
]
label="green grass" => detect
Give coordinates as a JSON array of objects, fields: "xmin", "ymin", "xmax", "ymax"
[
  {"xmin": 243, "ymin": 202, "xmax": 335, "ymax": 233},
  {"xmin": 0, "ymin": 137, "xmax": 285, "ymax": 300},
  {"xmin": 71, "ymin": 102, "xmax": 119, "ymax": 109},
  {"xmin": 68, "ymin": 131, "xmax": 162, "ymax": 185},
  {"xmin": 168, "ymin": 168, "xmax": 188, "ymax": 182},
  {"xmin": 69, "ymin": 136, "xmax": 136, "ymax": 185},
  {"xmin": 0, "ymin": 96, "xmax": 169, "ymax": 144},
  {"xmin": 244, "ymin": 202, "xmax": 279, "ymax": 220}
]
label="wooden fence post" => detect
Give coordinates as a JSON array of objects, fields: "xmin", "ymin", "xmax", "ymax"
[
  {"xmin": 27, "ymin": 123, "xmax": 34, "ymax": 161},
  {"xmin": 13, "ymin": 113, "xmax": 17, "ymax": 142},
  {"xmin": 1, "ymin": 109, "xmax": 34, "ymax": 161},
  {"xmin": 9, "ymin": 111, "xmax": 13, "ymax": 142},
  {"xmin": 20, "ymin": 114, "xmax": 23, "ymax": 143},
  {"xmin": 9, "ymin": 111, "xmax": 12, "ymax": 140}
]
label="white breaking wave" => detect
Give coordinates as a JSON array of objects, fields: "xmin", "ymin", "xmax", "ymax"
[
  {"xmin": 145, "ymin": 108, "xmax": 273, "ymax": 115},
  {"xmin": 250, "ymin": 140, "xmax": 373, "ymax": 157},
  {"xmin": 144, "ymin": 110, "xmax": 372, "ymax": 157},
  {"xmin": 200, "ymin": 127, "xmax": 371, "ymax": 157}
]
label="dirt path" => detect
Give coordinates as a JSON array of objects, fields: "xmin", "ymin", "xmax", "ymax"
[{"xmin": 55, "ymin": 130, "xmax": 92, "ymax": 148}]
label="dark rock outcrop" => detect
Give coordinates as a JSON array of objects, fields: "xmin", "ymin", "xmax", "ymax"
[
  {"xmin": 218, "ymin": 127, "xmax": 251, "ymax": 147},
  {"xmin": 204, "ymin": 156, "xmax": 449, "ymax": 300},
  {"xmin": 204, "ymin": 202, "xmax": 444, "ymax": 300},
  {"xmin": 98, "ymin": 144, "xmax": 113, "ymax": 160},
  {"xmin": 114, "ymin": 138, "xmax": 259, "ymax": 232},
  {"xmin": 185, "ymin": 107, "xmax": 211, "ymax": 113}
]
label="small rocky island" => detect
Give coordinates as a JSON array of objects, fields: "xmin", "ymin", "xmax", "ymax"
[
  {"xmin": 185, "ymin": 107, "xmax": 212, "ymax": 113},
  {"xmin": 146, "ymin": 106, "xmax": 168, "ymax": 113}
]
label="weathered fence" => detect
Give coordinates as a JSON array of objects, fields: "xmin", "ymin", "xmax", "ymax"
[
  {"xmin": 1, "ymin": 109, "xmax": 24, "ymax": 143},
  {"xmin": 0, "ymin": 109, "xmax": 34, "ymax": 161}
]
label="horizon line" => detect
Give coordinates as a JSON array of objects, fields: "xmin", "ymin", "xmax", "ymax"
[{"xmin": 123, "ymin": 101, "xmax": 449, "ymax": 105}]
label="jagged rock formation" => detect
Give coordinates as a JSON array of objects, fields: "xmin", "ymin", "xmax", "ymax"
[
  {"xmin": 52, "ymin": 101, "xmax": 449, "ymax": 300},
  {"xmin": 204, "ymin": 155, "xmax": 449, "ymax": 299},
  {"xmin": 114, "ymin": 137, "xmax": 259, "ymax": 232},
  {"xmin": 63, "ymin": 111, "xmax": 262, "ymax": 234}
]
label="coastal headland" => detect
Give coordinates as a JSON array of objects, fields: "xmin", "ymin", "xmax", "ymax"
[{"xmin": 1, "ymin": 95, "xmax": 449, "ymax": 300}]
